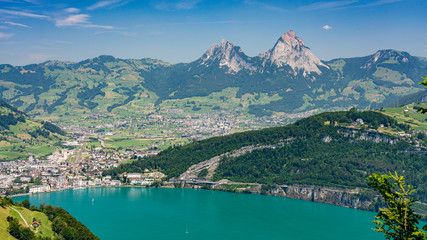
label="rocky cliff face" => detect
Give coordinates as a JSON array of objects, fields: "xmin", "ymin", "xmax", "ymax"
[
  {"xmin": 198, "ymin": 30, "xmax": 328, "ymax": 76},
  {"xmin": 277, "ymin": 185, "xmax": 377, "ymax": 210},
  {"xmin": 259, "ymin": 30, "xmax": 329, "ymax": 76},
  {"xmin": 200, "ymin": 39, "xmax": 257, "ymax": 73}
]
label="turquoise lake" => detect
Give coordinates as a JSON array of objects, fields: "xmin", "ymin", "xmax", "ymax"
[{"xmin": 14, "ymin": 187, "xmax": 383, "ymax": 239}]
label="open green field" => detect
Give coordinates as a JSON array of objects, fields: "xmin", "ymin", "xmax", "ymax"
[
  {"xmin": 25, "ymin": 145, "xmax": 57, "ymax": 156},
  {"xmin": 0, "ymin": 151, "xmax": 26, "ymax": 161},
  {"xmin": 382, "ymin": 103, "xmax": 427, "ymax": 130},
  {"xmin": 0, "ymin": 144, "xmax": 58, "ymax": 161},
  {"xmin": 102, "ymin": 136, "xmax": 189, "ymax": 150}
]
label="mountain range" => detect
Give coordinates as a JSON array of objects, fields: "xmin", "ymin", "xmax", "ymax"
[{"xmin": 0, "ymin": 30, "xmax": 426, "ymax": 119}]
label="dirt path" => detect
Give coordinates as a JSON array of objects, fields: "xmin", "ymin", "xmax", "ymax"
[{"xmin": 9, "ymin": 206, "xmax": 29, "ymax": 227}]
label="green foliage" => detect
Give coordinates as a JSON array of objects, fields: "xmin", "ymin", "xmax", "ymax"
[
  {"xmin": 21, "ymin": 199, "xmax": 30, "ymax": 209},
  {"xmin": 33, "ymin": 177, "xmax": 42, "ymax": 186},
  {"xmin": 367, "ymin": 172, "xmax": 427, "ymax": 240},
  {"xmin": 7, "ymin": 216, "xmax": 35, "ymax": 240},
  {"xmin": 41, "ymin": 204, "xmax": 99, "ymax": 240},
  {"xmin": 212, "ymin": 139, "xmax": 426, "ymax": 198},
  {"xmin": 42, "ymin": 121, "xmax": 66, "ymax": 136},
  {"xmin": 28, "ymin": 129, "xmax": 50, "ymax": 138},
  {"xmin": 52, "ymin": 217, "xmax": 68, "ymax": 234},
  {"xmin": 197, "ymin": 169, "xmax": 208, "ymax": 178},
  {"xmin": 77, "ymin": 83, "xmax": 107, "ymax": 110},
  {"xmin": 417, "ymin": 77, "xmax": 427, "ymax": 114}
]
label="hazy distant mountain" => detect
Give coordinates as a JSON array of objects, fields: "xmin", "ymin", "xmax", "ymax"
[{"xmin": 0, "ymin": 30, "xmax": 426, "ymax": 118}]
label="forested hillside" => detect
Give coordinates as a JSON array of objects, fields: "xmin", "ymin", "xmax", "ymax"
[{"xmin": 104, "ymin": 110, "xmax": 427, "ymax": 201}]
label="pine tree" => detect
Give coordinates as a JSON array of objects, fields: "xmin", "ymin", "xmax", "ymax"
[{"xmin": 367, "ymin": 172, "xmax": 427, "ymax": 240}]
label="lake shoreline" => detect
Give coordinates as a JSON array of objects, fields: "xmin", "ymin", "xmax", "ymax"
[{"xmin": 9, "ymin": 182, "xmax": 427, "ymax": 220}]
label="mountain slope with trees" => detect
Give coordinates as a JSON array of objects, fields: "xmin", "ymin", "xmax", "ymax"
[
  {"xmin": 103, "ymin": 110, "xmax": 427, "ymax": 202},
  {"xmin": 0, "ymin": 99, "xmax": 65, "ymax": 161}
]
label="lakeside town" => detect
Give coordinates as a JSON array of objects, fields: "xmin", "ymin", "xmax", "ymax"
[
  {"xmin": 0, "ymin": 144, "xmax": 168, "ymax": 196},
  {"xmin": 0, "ymin": 111, "xmax": 315, "ymax": 196}
]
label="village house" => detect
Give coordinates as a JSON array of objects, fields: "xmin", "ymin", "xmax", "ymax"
[
  {"xmin": 29, "ymin": 185, "xmax": 51, "ymax": 194},
  {"xmin": 32, "ymin": 221, "xmax": 40, "ymax": 228}
]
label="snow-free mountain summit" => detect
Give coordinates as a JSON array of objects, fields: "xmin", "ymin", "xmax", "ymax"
[{"xmin": 198, "ymin": 30, "xmax": 329, "ymax": 77}]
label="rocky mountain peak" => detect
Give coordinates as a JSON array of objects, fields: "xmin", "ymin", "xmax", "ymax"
[
  {"xmin": 280, "ymin": 30, "xmax": 305, "ymax": 50},
  {"xmin": 197, "ymin": 30, "xmax": 329, "ymax": 76},
  {"xmin": 200, "ymin": 40, "xmax": 257, "ymax": 73},
  {"xmin": 260, "ymin": 30, "xmax": 329, "ymax": 76}
]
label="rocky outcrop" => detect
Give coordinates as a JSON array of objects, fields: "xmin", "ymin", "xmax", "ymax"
[
  {"xmin": 200, "ymin": 39, "xmax": 257, "ymax": 73},
  {"xmin": 198, "ymin": 30, "xmax": 328, "ymax": 76},
  {"xmin": 277, "ymin": 185, "xmax": 377, "ymax": 210},
  {"xmin": 259, "ymin": 30, "xmax": 329, "ymax": 76}
]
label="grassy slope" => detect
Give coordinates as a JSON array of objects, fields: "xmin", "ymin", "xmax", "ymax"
[
  {"xmin": 0, "ymin": 100, "xmax": 65, "ymax": 161},
  {"xmin": 0, "ymin": 206, "xmax": 15, "ymax": 240},
  {"xmin": 0, "ymin": 205, "xmax": 55, "ymax": 239},
  {"xmin": 382, "ymin": 103, "xmax": 427, "ymax": 130}
]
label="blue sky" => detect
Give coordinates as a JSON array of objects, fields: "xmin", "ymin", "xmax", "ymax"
[{"xmin": 0, "ymin": 0, "xmax": 426, "ymax": 66}]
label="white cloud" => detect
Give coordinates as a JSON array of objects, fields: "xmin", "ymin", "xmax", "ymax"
[
  {"xmin": 55, "ymin": 14, "xmax": 113, "ymax": 29},
  {"xmin": 23, "ymin": 0, "xmax": 39, "ymax": 4},
  {"xmin": 175, "ymin": 0, "xmax": 202, "ymax": 9},
  {"xmin": 87, "ymin": 0, "xmax": 130, "ymax": 10},
  {"xmin": 0, "ymin": 32, "xmax": 13, "ymax": 38},
  {"xmin": 55, "ymin": 14, "xmax": 89, "ymax": 27},
  {"xmin": 65, "ymin": 8, "xmax": 80, "ymax": 13},
  {"xmin": 362, "ymin": 0, "xmax": 401, "ymax": 7},
  {"xmin": 0, "ymin": 9, "xmax": 48, "ymax": 19},
  {"xmin": 4, "ymin": 21, "xmax": 31, "ymax": 28},
  {"xmin": 322, "ymin": 25, "xmax": 332, "ymax": 30},
  {"xmin": 242, "ymin": 0, "xmax": 288, "ymax": 12},
  {"xmin": 153, "ymin": 0, "xmax": 202, "ymax": 11},
  {"xmin": 298, "ymin": 0, "xmax": 358, "ymax": 11},
  {"xmin": 300, "ymin": 0, "xmax": 403, "ymax": 11}
]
